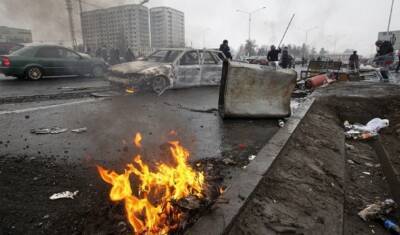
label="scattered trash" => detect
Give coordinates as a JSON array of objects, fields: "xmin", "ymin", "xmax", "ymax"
[
  {"xmin": 345, "ymin": 143, "xmax": 355, "ymax": 151},
  {"xmin": 344, "ymin": 118, "xmax": 389, "ymax": 140},
  {"xmin": 49, "ymin": 190, "xmax": 79, "ymax": 200},
  {"xmin": 71, "ymin": 127, "xmax": 88, "ymax": 133},
  {"xmin": 222, "ymin": 158, "xmax": 236, "ymax": 165},
  {"xmin": 248, "ymin": 155, "xmax": 257, "ymax": 161},
  {"xmin": 362, "ymin": 172, "xmax": 371, "ymax": 176},
  {"xmin": 347, "ymin": 159, "xmax": 355, "ymax": 164},
  {"xmin": 117, "ymin": 221, "xmax": 128, "ymax": 233},
  {"xmin": 31, "ymin": 127, "xmax": 68, "ymax": 135},
  {"xmin": 125, "ymin": 88, "xmax": 135, "ymax": 94},
  {"xmin": 383, "ymin": 219, "xmax": 400, "ymax": 234},
  {"xmin": 365, "ymin": 163, "xmax": 380, "ymax": 168},
  {"xmin": 175, "ymin": 195, "xmax": 201, "ymax": 210},
  {"xmin": 305, "ymin": 74, "xmax": 336, "ymax": 89},
  {"xmin": 278, "ymin": 119, "xmax": 285, "ymax": 128},
  {"xmin": 358, "ymin": 199, "xmax": 396, "ymax": 221},
  {"xmin": 242, "ymin": 165, "xmax": 247, "ymax": 169}
]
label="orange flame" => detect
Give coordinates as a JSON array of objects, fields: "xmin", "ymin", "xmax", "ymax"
[
  {"xmin": 134, "ymin": 133, "xmax": 142, "ymax": 148},
  {"xmin": 97, "ymin": 134, "xmax": 204, "ymax": 234}
]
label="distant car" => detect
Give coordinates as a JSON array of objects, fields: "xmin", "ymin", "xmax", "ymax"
[
  {"xmin": 109, "ymin": 48, "xmax": 226, "ymax": 94},
  {"xmin": 0, "ymin": 45, "xmax": 107, "ymax": 80}
]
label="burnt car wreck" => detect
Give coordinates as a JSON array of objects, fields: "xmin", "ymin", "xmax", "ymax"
[{"xmin": 108, "ymin": 48, "xmax": 226, "ymax": 94}]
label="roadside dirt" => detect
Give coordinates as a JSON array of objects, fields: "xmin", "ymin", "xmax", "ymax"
[{"xmin": 230, "ymin": 96, "xmax": 400, "ymax": 235}]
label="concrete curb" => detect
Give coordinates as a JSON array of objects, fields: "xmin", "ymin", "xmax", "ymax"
[{"xmin": 186, "ymin": 98, "xmax": 315, "ymax": 235}]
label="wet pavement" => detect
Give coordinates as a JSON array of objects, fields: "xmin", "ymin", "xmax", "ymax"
[
  {"xmin": 0, "ymin": 85, "xmax": 280, "ymax": 168},
  {"xmin": 0, "ymin": 75, "xmax": 110, "ymax": 100}
]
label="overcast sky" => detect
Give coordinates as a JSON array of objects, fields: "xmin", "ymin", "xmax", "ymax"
[{"xmin": 0, "ymin": 0, "xmax": 399, "ymax": 56}]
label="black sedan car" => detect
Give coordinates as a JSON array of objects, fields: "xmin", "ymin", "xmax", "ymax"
[{"xmin": 0, "ymin": 44, "xmax": 107, "ymax": 80}]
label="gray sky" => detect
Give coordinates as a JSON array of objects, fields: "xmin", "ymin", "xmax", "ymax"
[{"xmin": 0, "ymin": 0, "xmax": 399, "ymax": 56}]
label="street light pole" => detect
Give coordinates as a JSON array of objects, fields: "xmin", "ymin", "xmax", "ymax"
[
  {"xmin": 203, "ymin": 28, "xmax": 210, "ymax": 48},
  {"xmin": 302, "ymin": 26, "xmax": 318, "ymax": 58},
  {"xmin": 237, "ymin": 6, "xmax": 266, "ymax": 42}
]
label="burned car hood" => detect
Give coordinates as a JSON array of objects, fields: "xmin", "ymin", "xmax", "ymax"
[{"xmin": 110, "ymin": 61, "xmax": 169, "ymax": 75}]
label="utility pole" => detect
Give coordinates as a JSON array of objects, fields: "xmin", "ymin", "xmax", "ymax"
[
  {"xmin": 237, "ymin": 6, "xmax": 266, "ymax": 42},
  {"xmin": 65, "ymin": 0, "xmax": 77, "ymax": 49},
  {"xmin": 140, "ymin": 0, "xmax": 151, "ymax": 49},
  {"xmin": 77, "ymin": 0, "xmax": 85, "ymax": 50}
]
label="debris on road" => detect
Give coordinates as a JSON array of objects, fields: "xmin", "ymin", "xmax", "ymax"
[
  {"xmin": 358, "ymin": 199, "xmax": 396, "ymax": 221},
  {"xmin": 305, "ymin": 74, "xmax": 336, "ymax": 89},
  {"xmin": 49, "ymin": 190, "xmax": 79, "ymax": 200},
  {"xmin": 125, "ymin": 87, "xmax": 135, "ymax": 94},
  {"xmin": 347, "ymin": 159, "xmax": 355, "ymax": 164},
  {"xmin": 222, "ymin": 158, "xmax": 236, "ymax": 165},
  {"xmin": 344, "ymin": 118, "xmax": 389, "ymax": 140},
  {"xmin": 248, "ymin": 155, "xmax": 257, "ymax": 161},
  {"xmin": 278, "ymin": 119, "xmax": 285, "ymax": 128},
  {"xmin": 71, "ymin": 127, "xmax": 88, "ymax": 133},
  {"xmin": 31, "ymin": 127, "xmax": 68, "ymax": 135},
  {"xmin": 358, "ymin": 199, "xmax": 400, "ymax": 234}
]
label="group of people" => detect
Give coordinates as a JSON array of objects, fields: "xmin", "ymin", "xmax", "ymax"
[
  {"xmin": 348, "ymin": 40, "xmax": 400, "ymax": 79},
  {"xmin": 91, "ymin": 46, "xmax": 136, "ymax": 65},
  {"xmin": 220, "ymin": 39, "xmax": 400, "ymax": 75},
  {"xmin": 219, "ymin": 40, "xmax": 293, "ymax": 68}
]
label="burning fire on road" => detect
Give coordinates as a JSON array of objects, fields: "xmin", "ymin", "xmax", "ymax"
[{"xmin": 97, "ymin": 132, "xmax": 209, "ymax": 234}]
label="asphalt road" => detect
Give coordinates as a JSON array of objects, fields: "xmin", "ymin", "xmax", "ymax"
[
  {"xmin": 0, "ymin": 76, "xmax": 279, "ymax": 168},
  {"xmin": 0, "ymin": 75, "xmax": 110, "ymax": 100}
]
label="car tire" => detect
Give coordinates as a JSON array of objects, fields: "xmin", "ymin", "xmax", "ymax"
[
  {"xmin": 91, "ymin": 65, "xmax": 105, "ymax": 78},
  {"xmin": 152, "ymin": 76, "xmax": 169, "ymax": 95},
  {"xmin": 26, "ymin": 67, "xmax": 43, "ymax": 80}
]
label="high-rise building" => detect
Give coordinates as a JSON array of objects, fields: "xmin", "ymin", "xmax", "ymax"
[
  {"xmin": 150, "ymin": 7, "xmax": 185, "ymax": 48},
  {"xmin": 81, "ymin": 4, "xmax": 150, "ymax": 51},
  {"xmin": 0, "ymin": 26, "xmax": 32, "ymax": 43},
  {"xmin": 378, "ymin": 30, "xmax": 400, "ymax": 50}
]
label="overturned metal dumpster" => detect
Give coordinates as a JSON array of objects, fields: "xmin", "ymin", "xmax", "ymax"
[{"xmin": 219, "ymin": 61, "xmax": 297, "ymax": 119}]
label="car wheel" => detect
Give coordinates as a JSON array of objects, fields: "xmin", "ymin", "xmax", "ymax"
[
  {"xmin": 26, "ymin": 67, "xmax": 43, "ymax": 80},
  {"xmin": 152, "ymin": 76, "xmax": 169, "ymax": 95},
  {"xmin": 91, "ymin": 65, "xmax": 105, "ymax": 78}
]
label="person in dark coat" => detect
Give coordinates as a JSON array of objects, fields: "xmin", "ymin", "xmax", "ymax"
[
  {"xmin": 101, "ymin": 46, "xmax": 108, "ymax": 62},
  {"xmin": 267, "ymin": 45, "xmax": 281, "ymax": 62},
  {"xmin": 95, "ymin": 48, "xmax": 101, "ymax": 58},
  {"xmin": 125, "ymin": 48, "xmax": 135, "ymax": 62},
  {"xmin": 219, "ymin": 40, "xmax": 232, "ymax": 60},
  {"xmin": 374, "ymin": 40, "xmax": 395, "ymax": 79},
  {"xmin": 280, "ymin": 47, "xmax": 290, "ymax": 68},
  {"xmin": 349, "ymin": 51, "xmax": 360, "ymax": 70}
]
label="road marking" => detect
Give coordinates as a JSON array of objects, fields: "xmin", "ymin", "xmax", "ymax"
[{"xmin": 0, "ymin": 98, "xmax": 105, "ymax": 115}]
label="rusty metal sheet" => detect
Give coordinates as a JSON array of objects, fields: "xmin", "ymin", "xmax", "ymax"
[{"xmin": 219, "ymin": 61, "xmax": 297, "ymax": 118}]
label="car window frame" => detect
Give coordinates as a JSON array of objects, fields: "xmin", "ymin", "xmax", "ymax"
[
  {"xmin": 201, "ymin": 51, "xmax": 219, "ymax": 65},
  {"xmin": 178, "ymin": 50, "xmax": 200, "ymax": 66},
  {"xmin": 60, "ymin": 48, "xmax": 81, "ymax": 60},
  {"xmin": 35, "ymin": 46, "xmax": 63, "ymax": 59}
]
